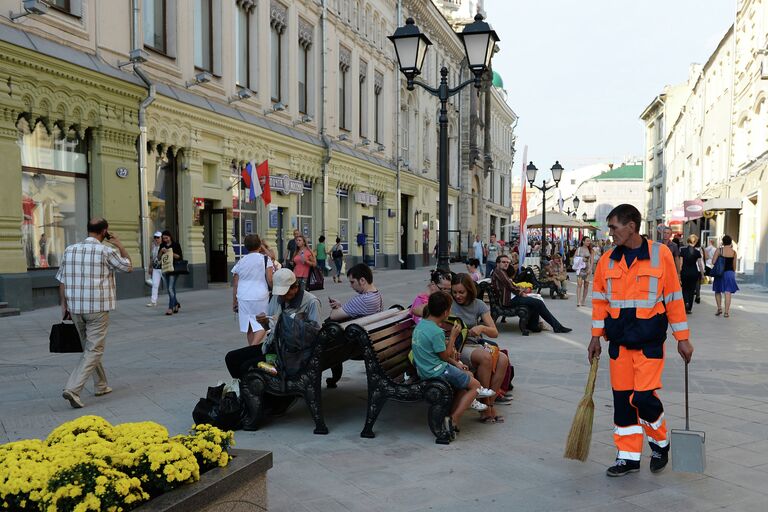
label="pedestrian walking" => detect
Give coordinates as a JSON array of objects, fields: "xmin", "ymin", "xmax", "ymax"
[
  {"xmin": 291, "ymin": 234, "xmax": 315, "ymax": 289},
  {"xmin": 315, "ymin": 235, "xmax": 328, "ymax": 276},
  {"xmin": 680, "ymin": 234, "xmax": 704, "ymax": 314},
  {"xmin": 284, "ymin": 229, "xmax": 300, "ymax": 269},
  {"xmin": 661, "ymin": 226, "xmax": 681, "ymax": 275},
  {"xmin": 331, "ymin": 237, "xmax": 344, "ymax": 283},
  {"xmin": 146, "ymin": 231, "xmax": 163, "ymax": 307},
  {"xmin": 472, "ymin": 234, "xmax": 485, "ymax": 274},
  {"xmin": 589, "ymin": 204, "xmax": 693, "ymax": 477},
  {"xmin": 574, "ymin": 236, "xmax": 594, "ymax": 307},
  {"xmin": 159, "ymin": 230, "xmax": 183, "ymax": 316},
  {"xmin": 712, "ymin": 234, "xmax": 739, "ymax": 318},
  {"xmin": 232, "ymin": 234, "xmax": 274, "ymax": 347},
  {"xmin": 57, "ymin": 218, "xmax": 132, "ymax": 408},
  {"xmin": 485, "ymin": 233, "xmax": 500, "ymax": 278}
]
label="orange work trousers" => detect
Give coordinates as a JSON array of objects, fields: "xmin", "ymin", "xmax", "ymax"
[{"xmin": 609, "ymin": 341, "xmax": 668, "ymax": 461}]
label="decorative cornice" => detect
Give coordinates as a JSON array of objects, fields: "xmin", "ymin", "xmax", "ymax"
[
  {"xmin": 299, "ymin": 18, "xmax": 314, "ymax": 48},
  {"xmin": 339, "ymin": 45, "xmax": 352, "ymax": 71},
  {"xmin": 236, "ymin": 0, "xmax": 257, "ymax": 14},
  {"xmin": 270, "ymin": 1, "xmax": 288, "ymax": 34}
]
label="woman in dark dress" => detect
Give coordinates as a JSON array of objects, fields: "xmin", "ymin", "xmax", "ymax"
[
  {"xmin": 680, "ymin": 234, "xmax": 704, "ymax": 314},
  {"xmin": 159, "ymin": 230, "xmax": 183, "ymax": 316},
  {"xmin": 712, "ymin": 234, "xmax": 739, "ymax": 318}
]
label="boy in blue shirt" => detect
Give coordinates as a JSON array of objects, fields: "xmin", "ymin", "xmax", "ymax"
[{"xmin": 411, "ymin": 291, "xmax": 493, "ymax": 434}]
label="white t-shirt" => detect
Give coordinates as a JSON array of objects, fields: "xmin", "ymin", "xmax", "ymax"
[{"xmin": 231, "ymin": 252, "xmax": 273, "ymax": 301}]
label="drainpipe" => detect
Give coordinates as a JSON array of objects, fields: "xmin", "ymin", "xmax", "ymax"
[
  {"xmin": 396, "ymin": 0, "xmax": 403, "ymax": 265},
  {"xmin": 321, "ymin": 0, "xmax": 330, "ymax": 239},
  {"xmin": 131, "ymin": 0, "xmax": 155, "ymax": 284}
]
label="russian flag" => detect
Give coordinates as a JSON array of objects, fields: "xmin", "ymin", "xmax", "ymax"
[{"xmin": 241, "ymin": 163, "xmax": 252, "ymax": 190}]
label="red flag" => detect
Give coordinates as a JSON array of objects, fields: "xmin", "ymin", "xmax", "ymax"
[
  {"xmin": 256, "ymin": 160, "xmax": 271, "ymax": 206},
  {"xmin": 518, "ymin": 146, "xmax": 529, "ymax": 260},
  {"xmin": 240, "ymin": 164, "xmax": 251, "ymax": 189}
]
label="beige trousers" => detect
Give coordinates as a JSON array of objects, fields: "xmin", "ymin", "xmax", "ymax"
[{"xmin": 65, "ymin": 311, "xmax": 110, "ymax": 395}]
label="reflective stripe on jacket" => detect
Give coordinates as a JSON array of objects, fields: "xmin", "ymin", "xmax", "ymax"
[{"xmin": 591, "ymin": 238, "xmax": 689, "ymax": 347}]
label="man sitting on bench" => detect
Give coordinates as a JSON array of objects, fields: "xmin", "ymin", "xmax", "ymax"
[
  {"xmin": 328, "ymin": 263, "xmax": 383, "ymax": 321},
  {"xmin": 491, "ymin": 255, "xmax": 572, "ymax": 334},
  {"xmin": 326, "ymin": 263, "xmax": 384, "ymax": 386}
]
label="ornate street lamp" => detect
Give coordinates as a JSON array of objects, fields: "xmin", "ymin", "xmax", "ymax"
[
  {"xmin": 527, "ymin": 160, "xmax": 563, "ymax": 254},
  {"xmin": 390, "ymin": 14, "xmax": 499, "ymax": 271},
  {"xmin": 582, "ymin": 212, "xmax": 588, "ymax": 222},
  {"xmin": 573, "ymin": 196, "xmax": 580, "ymax": 211}
]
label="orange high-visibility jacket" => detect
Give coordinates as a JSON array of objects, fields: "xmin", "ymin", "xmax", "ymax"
[{"xmin": 592, "ymin": 238, "xmax": 689, "ymax": 346}]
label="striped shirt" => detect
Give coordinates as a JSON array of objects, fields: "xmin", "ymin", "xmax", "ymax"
[
  {"xmin": 342, "ymin": 290, "xmax": 383, "ymax": 319},
  {"xmin": 55, "ymin": 237, "xmax": 133, "ymax": 314}
]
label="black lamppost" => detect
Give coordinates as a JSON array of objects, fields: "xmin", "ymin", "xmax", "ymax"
[
  {"xmin": 565, "ymin": 196, "xmax": 580, "ymax": 242},
  {"xmin": 526, "ymin": 161, "xmax": 563, "ymax": 249},
  {"xmin": 389, "ymin": 14, "xmax": 499, "ymax": 271}
]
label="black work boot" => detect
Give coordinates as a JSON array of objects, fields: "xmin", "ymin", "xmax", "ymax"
[
  {"xmin": 650, "ymin": 447, "xmax": 669, "ymax": 473},
  {"xmin": 606, "ymin": 458, "xmax": 640, "ymax": 477},
  {"xmin": 239, "ymin": 372, "xmax": 265, "ymax": 431}
]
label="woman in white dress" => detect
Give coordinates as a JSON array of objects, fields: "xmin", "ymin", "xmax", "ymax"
[{"xmin": 232, "ymin": 235, "xmax": 274, "ymax": 346}]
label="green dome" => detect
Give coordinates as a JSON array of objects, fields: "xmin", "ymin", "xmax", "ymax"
[{"xmin": 492, "ymin": 70, "xmax": 504, "ymax": 89}]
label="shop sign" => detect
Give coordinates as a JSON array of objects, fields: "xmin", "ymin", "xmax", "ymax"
[
  {"xmin": 683, "ymin": 199, "xmax": 704, "ymax": 220},
  {"xmin": 355, "ymin": 191, "xmax": 378, "ymax": 206},
  {"xmin": 270, "ymin": 175, "xmax": 304, "ymax": 195},
  {"xmin": 115, "ymin": 167, "xmax": 129, "ymax": 178},
  {"xmin": 268, "ymin": 207, "xmax": 279, "ymax": 228}
]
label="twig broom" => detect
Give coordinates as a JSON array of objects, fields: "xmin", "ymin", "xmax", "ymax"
[{"xmin": 564, "ymin": 356, "xmax": 599, "ymax": 461}]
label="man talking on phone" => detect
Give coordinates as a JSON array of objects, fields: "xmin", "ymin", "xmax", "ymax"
[{"xmin": 57, "ymin": 218, "xmax": 132, "ymax": 408}]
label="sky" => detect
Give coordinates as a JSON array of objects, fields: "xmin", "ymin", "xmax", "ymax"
[{"xmin": 485, "ymin": 0, "xmax": 736, "ymax": 182}]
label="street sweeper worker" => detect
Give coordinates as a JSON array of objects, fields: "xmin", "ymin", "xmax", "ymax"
[{"xmin": 587, "ymin": 204, "xmax": 694, "ymax": 477}]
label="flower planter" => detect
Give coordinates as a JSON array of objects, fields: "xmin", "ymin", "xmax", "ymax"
[{"xmin": 135, "ymin": 449, "xmax": 272, "ymax": 512}]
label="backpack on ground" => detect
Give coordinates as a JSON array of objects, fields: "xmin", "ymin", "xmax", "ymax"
[{"xmin": 274, "ymin": 312, "xmax": 321, "ymax": 377}]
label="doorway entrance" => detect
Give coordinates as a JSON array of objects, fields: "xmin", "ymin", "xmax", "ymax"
[
  {"xmin": 204, "ymin": 201, "xmax": 228, "ymax": 283},
  {"xmin": 362, "ymin": 215, "xmax": 376, "ymax": 267},
  {"xmin": 400, "ymin": 195, "xmax": 409, "ymax": 269},
  {"xmin": 274, "ymin": 207, "xmax": 287, "ymax": 263}
]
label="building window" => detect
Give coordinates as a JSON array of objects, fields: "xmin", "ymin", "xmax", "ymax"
[
  {"xmin": 339, "ymin": 46, "xmax": 351, "ymax": 130},
  {"xmin": 143, "ymin": 0, "xmax": 166, "ymax": 53},
  {"xmin": 297, "ymin": 182, "xmax": 313, "ymax": 243},
  {"xmin": 17, "ymin": 118, "xmax": 89, "ymax": 270},
  {"xmin": 374, "ymin": 71, "xmax": 383, "ymax": 143},
  {"xmin": 359, "ymin": 61, "xmax": 367, "ymax": 139},
  {"xmin": 270, "ymin": 2, "xmax": 287, "ymax": 103},
  {"xmin": 194, "ymin": 0, "xmax": 213, "ymax": 71},
  {"xmin": 298, "ymin": 19, "xmax": 313, "ymax": 114},
  {"xmin": 235, "ymin": 5, "xmax": 252, "ymax": 88},
  {"xmin": 337, "ymin": 188, "xmax": 349, "ymax": 248}
]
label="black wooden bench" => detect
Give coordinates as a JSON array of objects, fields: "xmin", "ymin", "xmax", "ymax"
[
  {"xmin": 240, "ymin": 320, "xmax": 351, "ymax": 435},
  {"xmin": 344, "ymin": 307, "xmax": 455, "ymax": 444},
  {"xmin": 477, "ymin": 281, "xmax": 532, "ymax": 336}
]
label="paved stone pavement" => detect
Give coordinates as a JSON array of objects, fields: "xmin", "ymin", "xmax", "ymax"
[{"xmin": 2, "ymin": 267, "xmax": 768, "ymax": 511}]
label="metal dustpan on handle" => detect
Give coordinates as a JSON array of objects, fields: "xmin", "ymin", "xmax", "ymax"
[{"xmin": 671, "ymin": 362, "xmax": 706, "ymax": 472}]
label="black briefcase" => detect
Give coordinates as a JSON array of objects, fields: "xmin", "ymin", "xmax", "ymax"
[{"xmin": 49, "ymin": 322, "xmax": 83, "ymax": 353}]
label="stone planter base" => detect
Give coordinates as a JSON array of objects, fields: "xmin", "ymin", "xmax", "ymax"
[{"xmin": 135, "ymin": 449, "xmax": 272, "ymax": 512}]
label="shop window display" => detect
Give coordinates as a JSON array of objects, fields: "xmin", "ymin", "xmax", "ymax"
[{"xmin": 18, "ymin": 118, "xmax": 88, "ymax": 270}]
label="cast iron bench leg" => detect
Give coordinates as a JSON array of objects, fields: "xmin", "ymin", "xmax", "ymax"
[
  {"xmin": 360, "ymin": 388, "xmax": 387, "ymax": 439},
  {"xmin": 326, "ymin": 363, "xmax": 343, "ymax": 388}
]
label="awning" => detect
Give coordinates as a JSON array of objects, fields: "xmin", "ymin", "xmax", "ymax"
[{"xmin": 703, "ymin": 198, "xmax": 742, "ymax": 211}]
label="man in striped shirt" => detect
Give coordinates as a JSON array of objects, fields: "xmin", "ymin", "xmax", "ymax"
[
  {"xmin": 328, "ymin": 263, "xmax": 383, "ymax": 321},
  {"xmin": 57, "ymin": 218, "xmax": 132, "ymax": 408}
]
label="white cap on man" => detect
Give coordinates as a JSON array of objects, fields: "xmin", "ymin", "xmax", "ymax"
[
  {"xmin": 154, "ymin": 231, "xmax": 162, "ymax": 237},
  {"xmin": 272, "ymin": 268, "xmax": 297, "ymax": 295}
]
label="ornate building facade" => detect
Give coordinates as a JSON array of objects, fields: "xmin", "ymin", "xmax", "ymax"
[{"xmin": 0, "ymin": 0, "xmax": 517, "ymax": 309}]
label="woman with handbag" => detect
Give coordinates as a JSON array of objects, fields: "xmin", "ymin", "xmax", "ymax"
[
  {"xmin": 232, "ymin": 235, "xmax": 273, "ymax": 346},
  {"xmin": 159, "ymin": 230, "xmax": 183, "ymax": 316},
  {"xmin": 291, "ymin": 235, "xmax": 315, "ymax": 290},
  {"xmin": 711, "ymin": 234, "xmax": 739, "ymax": 317}
]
